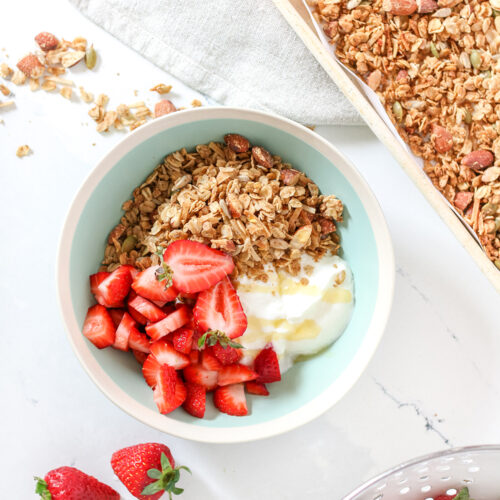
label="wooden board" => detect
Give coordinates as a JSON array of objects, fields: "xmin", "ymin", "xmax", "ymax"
[{"xmin": 274, "ymin": 0, "xmax": 500, "ymax": 293}]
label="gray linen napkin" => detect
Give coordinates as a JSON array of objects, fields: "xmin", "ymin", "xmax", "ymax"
[{"xmin": 69, "ymin": 0, "xmax": 361, "ymax": 125}]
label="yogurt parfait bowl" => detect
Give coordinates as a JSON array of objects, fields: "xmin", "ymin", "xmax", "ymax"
[{"xmin": 57, "ymin": 107, "xmax": 394, "ymax": 443}]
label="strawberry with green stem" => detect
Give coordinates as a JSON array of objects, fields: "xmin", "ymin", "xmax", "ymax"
[{"xmin": 435, "ymin": 488, "xmax": 471, "ymax": 500}]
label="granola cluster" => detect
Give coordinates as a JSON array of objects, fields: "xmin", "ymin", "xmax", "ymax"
[
  {"xmin": 313, "ymin": 0, "xmax": 500, "ymax": 268},
  {"xmin": 100, "ymin": 135, "xmax": 344, "ymax": 280}
]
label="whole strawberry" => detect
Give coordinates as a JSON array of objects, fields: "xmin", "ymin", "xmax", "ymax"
[
  {"xmin": 35, "ymin": 466, "xmax": 119, "ymax": 499},
  {"xmin": 111, "ymin": 443, "xmax": 190, "ymax": 500}
]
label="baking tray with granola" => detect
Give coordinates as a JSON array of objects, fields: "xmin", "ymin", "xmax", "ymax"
[{"xmin": 273, "ymin": 0, "xmax": 500, "ymax": 292}]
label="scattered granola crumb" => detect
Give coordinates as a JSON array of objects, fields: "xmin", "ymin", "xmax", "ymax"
[
  {"xmin": 11, "ymin": 70, "xmax": 26, "ymax": 86},
  {"xmin": 0, "ymin": 84, "xmax": 10, "ymax": 96},
  {"xmin": 16, "ymin": 145, "xmax": 31, "ymax": 157},
  {"xmin": 79, "ymin": 86, "xmax": 93, "ymax": 103},
  {"xmin": 191, "ymin": 99, "xmax": 202, "ymax": 107},
  {"xmin": 0, "ymin": 63, "xmax": 13, "ymax": 79},
  {"xmin": 150, "ymin": 83, "xmax": 172, "ymax": 94},
  {"xmin": 41, "ymin": 80, "xmax": 57, "ymax": 92},
  {"xmin": 60, "ymin": 87, "xmax": 72, "ymax": 100},
  {"xmin": 46, "ymin": 76, "xmax": 74, "ymax": 87},
  {"xmin": 133, "ymin": 90, "xmax": 138, "ymax": 96},
  {"xmin": 29, "ymin": 78, "xmax": 39, "ymax": 91},
  {"xmin": 0, "ymin": 100, "xmax": 14, "ymax": 108}
]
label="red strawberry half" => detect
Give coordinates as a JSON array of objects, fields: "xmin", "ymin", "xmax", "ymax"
[
  {"xmin": 201, "ymin": 349, "xmax": 223, "ymax": 371},
  {"xmin": 142, "ymin": 354, "xmax": 162, "ymax": 388},
  {"xmin": 111, "ymin": 443, "xmax": 190, "ymax": 500},
  {"xmin": 163, "ymin": 240, "xmax": 234, "ymax": 293},
  {"xmin": 245, "ymin": 381, "xmax": 269, "ymax": 396},
  {"xmin": 193, "ymin": 276, "xmax": 247, "ymax": 339},
  {"xmin": 183, "ymin": 382, "xmax": 206, "ymax": 418},
  {"xmin": 183, "ymin": 364, "xmax": 218, "ymax": 391},
  {"xmin": 153, "ymin": 365, "xmax": 187, "ymax": 414},
  {"xmin": 210, "ymin": 343, "xmax": 242, "ymax": 365},
  {"xmin": 97, "ymin": 265, "xmax": 133, "ymax": 307},
  {"xmin": 214, "ymin": 383, "xmax": 248, "ymax": 416},
  {"xmin": 129, "ymin": 329, "xmax": 151, "ymax": 354},
  {"xmin": 172, "ymin": 327, "xmax": 194, "ymax": 354},
  {"xmin": 35, "ymin": 466, "xmax": 119, "ymax": 500},
  {"xmin": 128, "ymin": 295, "xmax": 166, "ymax": 323},
  {"xmin": 150, "ymin": 339, "xmax": 190, "ymax": 370},
  {"xmin": 254, "ymin": 346, "xmax": 281, "ymax": 383},
  {"xmin": 108, "ymin": 308, "xmax": 125, "ymax": 327},
  {"xmin": 132, "ymin": 349, "xmax": 148, "ymax": 365},
  {"xmin": 217, "ymin": 364, "xmax": 257, "ymax": 386},
  {"xmin": 132, "ymin": 265, "xmax": 178, "ymax": 302},
  {"xmin": 146, "ymin": 305, "xmax": 190, "ymax": 341},
  {"xmin": 113, "ymin": 311, "xmax": 135, "ymax": 351},
  {"xmin": 82, "ymin": 304, "xmax": 115, "ymax": 349}
]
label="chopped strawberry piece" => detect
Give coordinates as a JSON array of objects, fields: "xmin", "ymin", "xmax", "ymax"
[
  {"xmin": 172, "ymin": 327, "xmax": 194, "ymax": 354},
  {"xmin": 183, "ymin": 364, "xmax": 218, "ymax": 391},
  {"xmin": 128, "ymin": 295, "xmax": 166, "ymax": 323},
  {"xmin": 132, "ymin": 265, "xmax": 178, "ymax": 302},
  {"xmin": 214, "ymin": 383, "xmax": 248, "ymax": 416},
  {"xmin": 163, "ymin": 240, "xmax": 234, "ymax": 293},
  {"xmin": 188, "ymin": 350, "xmax": 199, "ymax": 364},
  {"xmin": 113, "ymin": 312, "xmax": 135, "ymax": 351},
  {"xmin": 254, "ymin": 346, "xmax": 281, "ymax": 383},
  {"xmin": 183, "ymin": 382, "xmax": 206, "ymax": 418},
  {"xmin": 128, "ymin": 329, "xmax": 150, "ymax": 353},
  {"xmin": 245, "ymin": 381, "xmax": 269, "ymax": 396},
  {"xmin": 132, "ymin": 349, "xmax": 148, "ymax": 365},
  {"xmin": 126, "ymin": 291, "xmax": 148, "ymax": 325},
  {"xmin": 97, "ymin": 266, "xmax": 133, "ymax": 307},
  {"xmin": 150, "ymin": 339, "xmax": 190, "ymax": 369},
  {"xmin": 142, "ymin": 354, "xmax": 161, "ymax": 388},
  {"xmin": 108, "ymin": 308, "xmax": 125, "ymax": 327},
  {"xmin": 217, "ymin": 364, "xmax": 257, "ymax": 386},
  {"xmin": 121, "ymin": 265, "xmax": 139, "ymax": 281},
  {"xmin": 210, "ymin": 343, "xmax": 242, "ymax": 365},
  {"xmin": 82, "ymin": 304, "xmax": 116, "ymax": 349},
  {"xmin": 153, "ymin": 365, "xmax": 187, "ymax": 414},
  {"xmin": 191, "ymin": 330, "xmax": 203, "ymax": 351},
  {"xmin": 146, "ymin": 305, "xmax": 190, "ymax": 341},
  {"xmin": 193, "ymin": 276, "xmax": 247, "ymax": 339},
  {"xmin": 89, "ymin": 271, "xmax": 110, "ymax": 296},
  {"xmin": 201, "ymin": 349, "xmax": 223, "ymax": 372},
  {"xmin": 179, "ymin": 292, "xmax": 198, "ymax": 300}
]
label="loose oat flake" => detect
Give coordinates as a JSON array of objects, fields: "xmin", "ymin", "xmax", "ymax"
[{"xmin": 16, "ymin": 145, "xmax": 31, "ymax": 157}]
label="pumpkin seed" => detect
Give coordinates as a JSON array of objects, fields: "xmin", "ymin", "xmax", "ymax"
[
  {"xmin": 464, "ymin": 109, "xmax": 472, "ymax": 124},
  {"xmin": 482, "ymin": 203, "xmax": 498, "ymax": 216},
  {"xmin": 430, "ymin": 42, "xmax": 439, "ymax": 58},
  {"xmin": 495, "ymin": 260, "xmax": 500, "ymax": 271},
  {"xmin": 85, "ymin": 45, "xmax": 97, "ymax": 70},
  {"xmin": 495, "ymin": 217, "xmax": 500, "ymax": 232},
  {"xmin": 392, "ymin": 101, "xmax": 403, "ymax": 121},
  {"xmin": 121, "ymin": 235, "xmax": 137, "ymax": 253},
  {"xmin": 493, "ymin": 9, "xmax": 500, "ymax": 17},
  {"xmin": 470, "ymin": 50, "xmax": 481, "ymax": 69}
]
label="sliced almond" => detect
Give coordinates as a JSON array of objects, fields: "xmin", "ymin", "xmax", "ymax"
[{"xmin": 61, "ymin": 50, "xmax": 85, "ymax": 68}]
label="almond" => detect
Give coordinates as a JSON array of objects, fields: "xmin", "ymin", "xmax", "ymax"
[
  {"xmin": 454, "ymin": 191, "xmax": 473, "ymax": 211},
  {"xmin": 252, "ymin": 146, "xmax": 273, "ymax": 169},
  {"xmin": 461, "ymin": 150, "xmax": 494, "ymax": 170},
  {"xmin": 154, "ymin": 99, "xmax": 176, "ymax": 118},
  {"xmin": 318, "ymin": 217, "xmax": 337, "ymax": 235},
  {"xmin": 16, "ymin": 54, "xmax": 44, "ymax": 79},
  {"xmin": 211, "ymin": 239, "xmax": 236, "ymax": 253},
  {"xmin": 224, "ymin": 133, "xmax": 250, "ymax": 153},
  {"xmin": 396, "ymin": 70, "xmax": 408, "ymax": 81},
  {"xmin": 34, "ymin": 32, "xmax": 59, "ymax": 51},
  {"xmin": 281, "ymin": 168, "xmax": 301, "ymax": 186},
  {"xmin": 290, "ymin": 225, "xmax": 313, "ymax": 249},
  {"xmin": 416, "ymin": 0, "xmax": 438, "ymax": 12},
  {"xmin": 226, "ymin": 194, "xmax": 243, "ymax": 218},
  {"xmin": 431, "ymin": 124, "xmax": 453, "ymax": 153},
  {"xmin": 367, "ymin": 69, "xmax": 382, "ymax": 90},
  {"xmin": 382, "ymin": 0, "xmax": 417, "ymax": 15}
]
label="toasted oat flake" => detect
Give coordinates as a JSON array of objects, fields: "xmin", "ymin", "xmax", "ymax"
[
  {"xmin": 16, "ymin": 145, "xmax": 31, "ymax": 157},
  {"xmin": 11, "ymin": 70, "xmax": 26, "ymax": 85},
  {"xmin": 95, "ymin": 93, "xmax": 109, "ymax": 107},
  {"xmin": 0, "ymin": 100, "xmax": 14, "ymax": 108},
  {"xmin": 79, "ymin": 86, "xmax": 93, "ymax": 103},
  {"xmin": 29, "ymin": 78, "xmax": 39, "ymax": 91},
  {"xmin": 61, "ymin": 50, "xmax": 85, "ymax": 68},
  {"xmin": 46, "ymin": 76, "xmax": 74, "ymax": 86},
  {"xmin": 0, "ymin": 84, "xmax": 10, "ymax": 96},
  {"xmin": 60, "ymin": 87, "xmax": 72, "ymax": 100},
  {"xmin": 41, "ymin": 80, "xmax": 57, "ymax": 92},
  {"xmin": 0, "ymin": 63, "xmax": 13, "ymax": 79},
  {"xmin": 191, "ymin": 99, "xmax": 202, "ymax": 107},
  {"xmin": 150, "ymin": 83, "xmax": 172, "ymax": 94},
  {"xmin": 129, "ymin": 119, "xmax": 146, "ymax": 131}
]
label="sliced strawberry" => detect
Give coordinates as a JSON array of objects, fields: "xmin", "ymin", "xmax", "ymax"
[
  {"xmin": 97, "ymin": 266, "xmax": 133, "ymax": 307},
  {"xmin": 172, "ymin": 327, "xmax": 194, "ymax": 354},
  {"xmin": 127, "ymin": 291, "xmax": 148, "ymax": 325},
  {"xmin": 245, "ymin": 381, "xmax": 269, "ymax": 396},
  {"xmin": 183, "ymin": 364, "xmax": 218, "ymax": 391},
  {"xmin": 89, "ymin": 271, "xmax": 110, "ymax": 296},
  {"xmin": 217, "ymin": 364, "xmax": 257, "ymax": 386},
  {"xmin": 193, "ymin": 276, "xmax": 247, "ymax": 339},
  {"xmin": 128, "ymin": 295, "xmax": 166, "ymax": 323},
  {"xmin": 210, "ymin": 343, "xmax": 243, "ymax": 365},
  {"xmin": 132, "ymin": 265, "xmax": 178, "ymax": 302},
  {"xmin": 150, "ymin": 339, "xmax": 190, "ymax": 369},
  {"xmin": 132, "ymin": 349, "xmax": 148, "ymax": 365},
  {"xmin": 201, "ymin": 349, "xmax": 223, "ymax": 372},
  {"xmin": 191, "ymin": 330, "xmax": 203, "ymax": 351},
  {"xmin": 108, "ymin": 308, "xmax": 126, "ymax": 327},
  {"xmin": 254, "ymin": 346, "xmax": 281, "ymax": 383},
  {"xmin": 183, "ymin": 382, "xmax": 206, "ymax": 418},
  {"xmin": 82, "ymin": 304, "xmax": 116, "ymax": 349},
  {"xmin": 128, "ymin": 329, "xmax": 150, "ymax": 353},
  {"xmin": 142, "ymin": 354, "xmax": 161, "ymax": 388},
  {"xmin": 188, "ymin": 350, "xmax": 199, "ymax": 364},
  {"xmin": 214, "ymin": 383, "xmax": 248, "ymax": 416},
  {"xmin": 113, "ymin": 312, "xmax": 135, "ymax": 351},
  {"xmin": 179, "ymin": 292, "xmax": 198, "ymax": 300},
  {"xmin": 163, "ymin": 240, "xmax": 234, "ymax": 293},
  {"xmin": 153, "ymin": 365, "xmax": 187, "ymax": 414},
  {"xmin": 146, "ymin": 305, "xmax": 190, "ymax": 341},
  {"xmin": 121, "ymin": 265, "xmax": 139, "ymax": 281}
]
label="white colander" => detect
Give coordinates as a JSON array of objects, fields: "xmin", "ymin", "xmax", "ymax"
[{"xmin": 344, "ymin": 445, "xmax": 500, "ymax": 500}]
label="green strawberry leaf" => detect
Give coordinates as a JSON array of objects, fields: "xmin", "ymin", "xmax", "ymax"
[
  {"xmin": 197, "ymin": 330, "xmax": 244, "ymax": 350},
  {"xmin": 454, "ymin": 488, "xmax": 470, "ymax": 500},
  {"xmin": 155, "ymin": 246, "xmax": 173, "ymax": 289},
  {"xmin": 160, "ymin": 452, "xmax": 171, "ymax": 471},
  {"xmin": 147, "ymin": 469, "xmax": 162, "ymax": 479},
  {"xmin": 34, "ymin": 477, "xmax": 52, "ymax": 500},
  {"xmin": 141, "ymin": 452, "xmax": 191, "ymax": 498},
  {"xmin": 142, "ymin": 481, "xmax": 163, "ymax": 495}
]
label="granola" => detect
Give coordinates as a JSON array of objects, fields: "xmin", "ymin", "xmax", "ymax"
[
  {"xmin": 313, "ymin": 0, "xmax": 500, "ymax": 268},
  {"xmin": 100, "ymin": 135, "xmax": 344, "ymax": 280}
]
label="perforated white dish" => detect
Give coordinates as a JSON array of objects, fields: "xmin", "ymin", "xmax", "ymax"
[{"xmin": 344, "ymin": 445, "xmax": 500, "ymax": 500}]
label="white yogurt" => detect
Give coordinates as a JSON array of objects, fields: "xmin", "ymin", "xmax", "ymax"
[{"xmin": 235, "ymin": 253, "xmax": 354, "ymax": 373}]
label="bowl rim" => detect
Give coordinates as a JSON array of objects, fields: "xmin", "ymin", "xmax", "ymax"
[
  {"xmin": 343, "ymin": 444, "xmax": 500, "ymax": 499},
  {"xmin": 57, "ymin": 106, "xmax": 395, "ymax": 443}
]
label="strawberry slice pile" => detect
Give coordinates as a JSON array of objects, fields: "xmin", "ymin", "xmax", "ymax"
[{"xmin": 82, "ymin": 239, "xmax": 282, "ymax": 418}]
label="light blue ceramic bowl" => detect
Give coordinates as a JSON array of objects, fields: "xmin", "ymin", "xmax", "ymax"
[{"xmin": 57, "ymin": 107, "xmax": 394, "ymax": 443}]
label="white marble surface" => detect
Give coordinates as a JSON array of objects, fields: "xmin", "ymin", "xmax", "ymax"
[{"xmin": 1, "ymin": 1, "xmax": 499, "ymax": 498}]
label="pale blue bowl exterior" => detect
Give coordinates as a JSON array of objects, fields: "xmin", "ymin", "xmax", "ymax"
[{"xmin": 59, "ymin": 108, "xmax": 393, "ymax": 441}]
